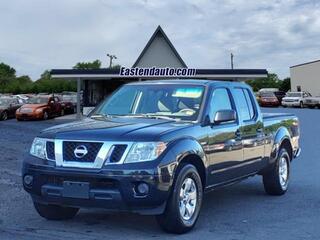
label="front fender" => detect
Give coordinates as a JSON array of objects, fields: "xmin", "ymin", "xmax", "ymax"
[
  {"xmin": 271, "ymin": 126, "xmax": 292, "ymax": 161},
  {"xmin": 157, "ymin": 137, "xmax": 208, "ymax": 189},
  {"xmin": 161, "ymin": 137, "xmax": 207, "ymax": 166}
]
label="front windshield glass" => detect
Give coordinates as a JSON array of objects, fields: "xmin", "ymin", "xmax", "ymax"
[
  {"xmin": 286, "ymin": 92, "xmax": 301, "ymax": 97},
  {"xmin": 261, "ymin": 92, "xmax": 275, "ymax": 97},
  {"xmin": 0, "ymin": 98, "xmax": 11, "ymax": 105},
  {"xmin": 27, "ymin": 97, "xmax": 48, "ymax": 104},
  {"xmin": 93, "ymin": 84, "xmax": 205, "ymax": 121},
  {"xmin": 62, "ymin": 95, "xmax": 77, "ymax": 102}
]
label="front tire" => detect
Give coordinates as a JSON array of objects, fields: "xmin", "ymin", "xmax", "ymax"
[
  {"xmin": 263, "ymin": 148, "xmax": 291, "ymax": 195},
  {"xmin": 33, "ymin": 202, "xmax": 79, "ymax": 220},
  {"xmin": 156, "ymin": 164, "xmax": 203, "ymax": 234}
]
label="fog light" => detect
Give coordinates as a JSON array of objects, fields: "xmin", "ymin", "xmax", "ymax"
[
  {"xmin": 24, "ymin": 175, "xmax": 33, "ymax": 186},
  {"xmin": 136, "ymin": 182, "xmax": 149, "ymax": 195}
]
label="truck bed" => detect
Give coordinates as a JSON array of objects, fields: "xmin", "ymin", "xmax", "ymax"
[{"xmin": 262, "ymin": 112, "xmax": 295, "ymax": 120}]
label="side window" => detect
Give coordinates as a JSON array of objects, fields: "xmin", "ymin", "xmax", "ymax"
[
  {"xmin": 233, "ymin": 88, "xmax": 252, "ymax": 121},
  {"xmin": 243, "ymin": 89, "xmax": 255, "ymax": 119},
  {"xmin": 54, "ymin": 97, "xmax": 59, "ymax": 102},
  {"xmin": 210, "ymin": 88, "xmax": 233, "ymax": 120}
]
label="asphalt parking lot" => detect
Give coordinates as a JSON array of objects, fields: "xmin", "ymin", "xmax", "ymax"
[{"xmin": 0, "ymin": 108, "xmax": 319, "ymax": 240}]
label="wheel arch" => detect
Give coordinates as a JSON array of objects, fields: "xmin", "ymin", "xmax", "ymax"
[
  {"xmin": 271, "ymin": 126, "xmax": 293, "ymax": 161},
  {"xmin": 178, "ymin": 154, "xmax": 207, "ymax": 189},
  {"xmin": 164, "ymin": 137, "xmax": 208, "ymax": 189}
]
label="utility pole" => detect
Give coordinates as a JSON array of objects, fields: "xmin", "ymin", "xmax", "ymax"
[
  {"xmin": 107, "ymin": 53, "xmax": 117, "ymax": 68},
  {"xmin": 230, "ymin": 53, "xmax": 234, "ymax": 69}
]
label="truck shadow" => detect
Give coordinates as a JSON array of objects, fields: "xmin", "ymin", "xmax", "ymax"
[{"xmin": 64, "ymin": 178, "xmax": 275, "ymax": 236}]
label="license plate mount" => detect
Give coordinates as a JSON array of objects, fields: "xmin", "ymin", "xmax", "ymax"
[{"xmin": 62, "ymin": 181, "xmax": 90, "ymax": 199}]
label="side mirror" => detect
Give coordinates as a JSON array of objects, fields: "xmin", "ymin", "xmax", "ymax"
[{"xmin": 213, "ymin": 109, "xmax": 236, "ymax": 124}]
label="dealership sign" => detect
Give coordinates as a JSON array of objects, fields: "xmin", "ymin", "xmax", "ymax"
[{"xmin": 119, "ymin": 67, "xmax": 196, "ymax": 77}]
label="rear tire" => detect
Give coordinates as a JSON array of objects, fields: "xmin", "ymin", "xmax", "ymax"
[
  {"xmin": 43, "ymin": 111, "xmax": 49, "ymax": 120},
  {"xmin": 33, "ymin": 202, "xmax": 79, "ymax": 220},
  {"xmin": 1, "ymin": 111, "xmax": 8, "ymax": 121},
  {"xmin": 263, "ymin": 148, "xmax": 291, "ymax": 195},
  {"xmin": 156, "ymin": 164, "xmax": 203, "ymax": 234},
  {"xmin": 300, "ymin": 101, "xmax": 304, "ymax": 108}
]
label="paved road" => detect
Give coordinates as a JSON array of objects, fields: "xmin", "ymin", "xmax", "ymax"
[{"xmin": 0, "ymin": 108, "xmax": 319, "ymax": 240}]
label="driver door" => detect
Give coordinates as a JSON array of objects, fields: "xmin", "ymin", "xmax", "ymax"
[{"xmin": 206, "ymin": 87, "xmax": 243, "ymax": 186}]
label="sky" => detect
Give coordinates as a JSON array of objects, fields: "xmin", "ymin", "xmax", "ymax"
[{"xmin": 0, "ymin": 0, "xmax": 319, "ymax": 80}]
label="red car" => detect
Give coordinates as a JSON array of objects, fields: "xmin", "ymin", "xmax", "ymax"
[
  {"xmin": 16, "ymin": 95, "xmax": 64, "ymax": 120},
  {"xmin": 257, "ymin": 92, "xmax": 280, "ymax": 107}
]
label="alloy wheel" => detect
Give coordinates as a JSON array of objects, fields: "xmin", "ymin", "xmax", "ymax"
[
  {"xmin": 179, "ymin": 177, "xmax": 197, "ymax": 221},
  {"xmin": 279, "ymin": 156, "xmax": 289, "ymax": 190}
]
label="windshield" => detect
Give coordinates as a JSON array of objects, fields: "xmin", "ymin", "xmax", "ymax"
[
  {"xmin": 61, "ymin": 95, "xmax": 77, "ymax": 102},
  {"xmin": 27, "ymin": 97, "xmax": 49, "ymax": 104},
  {"xmin": 92, "ymin": 84, "xmax": 205, "ymax": 121},
  {"xmin": 261, "ymin": 92, "xmax": 276, "ymax": 97},
  {"xmin": 286, "ymin": 92, "xmax": 301, "ymax": 97},
  {"xmin": 0, "ymin": 98, "xmax": 11, "ymax": 105}
]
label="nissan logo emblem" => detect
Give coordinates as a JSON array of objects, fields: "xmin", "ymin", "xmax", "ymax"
[{"xmin": 74, "ymin": 145, "xmax": 88, "ymax": 158}]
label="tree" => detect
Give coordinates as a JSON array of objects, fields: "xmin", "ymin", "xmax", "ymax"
[
  {"xmin": 246, "ymin": 73, "xmax": 281, "ymax": 92},
  {"xmin": 31, "ymin": 70, "xmax": 76, "ymax": 94},
  {"xmin": 73, "ymin": 60, "xmax": 101, "ymax": 70},
  {"xmin": 0, "ymin": 63, "xmax": 16, "ymax": 91},
  {"xmin": 0, "ymin": 62, "xmax": 16, "ymax": 77},
  {"xmin": 279, "ymin": 78, "xmax": 291, "ymax": 92}
]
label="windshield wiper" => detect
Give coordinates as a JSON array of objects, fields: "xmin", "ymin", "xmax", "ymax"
[
  {"xmin": 120, "ymin": 113, "xmax": 180, "ymax": 121},
  {"xmin": 90, "ymin": 113, "xmax": 116, "ymax": 120}
]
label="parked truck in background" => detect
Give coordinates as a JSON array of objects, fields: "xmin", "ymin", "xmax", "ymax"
[
  {"xmin": 22, "ymin": 80, "xmax": 301, "ymax": 233},
  {"xmin": 281, "ymin": 91, "xmax": 311, "ymax": 108}
]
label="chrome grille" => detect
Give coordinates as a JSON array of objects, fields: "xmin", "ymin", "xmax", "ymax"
[
  {"xmin": 63, "ymin": 141, "xmax": 103, "ymax": 162},
  {"xmin": 46, "ymin": 141, "xmax": 55, "ymax": 160},
  {"xmin": 109, "ymin": 145, "xmax": 127, "ymax": 163}
]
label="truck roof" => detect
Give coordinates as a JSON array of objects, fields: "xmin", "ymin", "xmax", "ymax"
[{"xmin": 127, "ymin": 79, "xmax": 248, "ymax": 88}]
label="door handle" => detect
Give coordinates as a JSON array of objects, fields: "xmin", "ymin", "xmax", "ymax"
[
  {"xmin": 256, "ymin": 128, "xmax": 263, "ymax": 133},
  {"xmin": 235, "ymin": 129, "xmax": 241, "ymax": 138}
]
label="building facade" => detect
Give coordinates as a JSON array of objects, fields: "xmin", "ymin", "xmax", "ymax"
[
  {"xmin": 51, "ymin": 25, "xmax": 268, "ymax": 117},
  {"xmin": 290, "ymin": 60, "xmax": 320, "ymax": 96}
]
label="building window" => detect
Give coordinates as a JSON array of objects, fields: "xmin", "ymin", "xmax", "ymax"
[{"xmin": 297, "ymin": 86, "xmax": 301, "ymax": 92}]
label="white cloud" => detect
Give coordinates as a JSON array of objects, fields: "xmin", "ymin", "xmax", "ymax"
[{"xmin": 0, "ymin": 0, "xmax": 319, "ymax": 79}]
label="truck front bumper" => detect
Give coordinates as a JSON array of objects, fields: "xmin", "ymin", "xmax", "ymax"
[
  {"xmin": 22, "ymin": 161, "xmax": 173, "ymax": 215},
  {"xmin": 282, "ymin": 102, "xmax": 300, "ymax": 107}
]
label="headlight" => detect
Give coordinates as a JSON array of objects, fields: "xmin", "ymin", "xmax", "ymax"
[
  {"xmin": 124, "ymin": 142, "xmax": 167, "ymax": 163},
  {"xmin": 30, "ymin": 137, "xmax": 47, "ymax": 159},
  {"xmin": 35, "ymin": 108, "xmax": 43, "ymax": 113}
]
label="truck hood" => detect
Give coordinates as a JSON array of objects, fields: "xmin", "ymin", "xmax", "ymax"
[{"xmin": 40, "ymin": 117, "xmax": 193, "ymax": 141}]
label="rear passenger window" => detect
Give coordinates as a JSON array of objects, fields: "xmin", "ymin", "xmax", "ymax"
[
  {"xmin": 234, "ymin": 88, "xmax": 255, "ymax": 121},
  {"xmin": 210, "ymin": 88, "xmax": 233, "ymax": 120},
  {"xmin": 243, "ymin": 89, "xmax": 255, "ymax": 119}
]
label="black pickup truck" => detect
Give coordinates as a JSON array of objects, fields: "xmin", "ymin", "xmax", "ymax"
[{"xmin": 22, "ymin": 80, "xmax": 301, "ymax": 233}]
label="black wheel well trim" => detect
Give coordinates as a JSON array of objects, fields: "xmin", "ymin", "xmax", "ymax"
[
  {"xmin": 176, "ymin": 153, "xmax": 207, "ymax": 189},
  {"xmin": 271, "ymin": 127, "xmax": 293, "ymax": 161},
  {"xmin": 272, "ymin": 137, "xmax": 293, "ymax": 162},
  {"xmin": 279, "ymin": 138, "xmax": 293, "ymax": 161}
]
